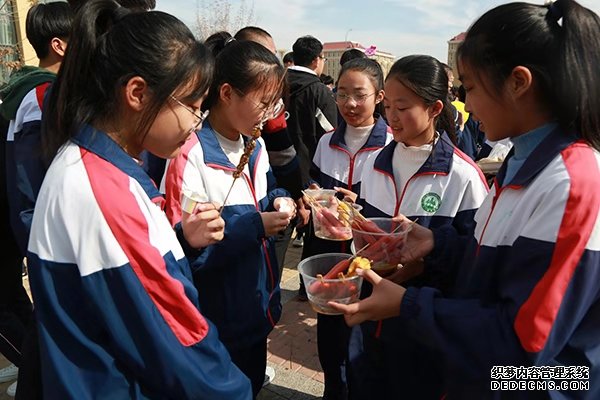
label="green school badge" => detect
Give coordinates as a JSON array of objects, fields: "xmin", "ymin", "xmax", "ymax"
[{"xmin": 421, "ymin": 192, "xmax": 441, "ymax": 213}]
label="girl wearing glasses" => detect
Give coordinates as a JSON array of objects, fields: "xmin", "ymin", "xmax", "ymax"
[
  {"xmin": 304, "ymin": 57, "xmax": 393, "ymax": 400},
  {"xmin": 29, "ymin": 1, "xmax": 251, "ymax": 398},
  {"xmin": 347, "ymin": 55, "xmax": 489, "ymax": 399},
  {"xmin": 162, "ymin": 37, "xmax": 295, "ymax": 398}
]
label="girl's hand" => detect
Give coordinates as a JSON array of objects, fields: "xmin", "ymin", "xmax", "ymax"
[
  {"xmin": 333, "ymin": 186, "xmax": 357, "ymax": 203},
  {"xmin": 392, "ymin": 214, "xmax": 435, "ymax": 264},
  {"xmin": 182, "ymin": 202, "xmax": 225, "ymax": 248},
  {"xmin": 328, "ymin": 268, "xmax": 406, "ymax": 326},
  {"xmin": 274, "ymin": 197, "xmax": 296, "ymax": 220},
  {"xmin": 260, "ymin": 211, "xmax": 291, "ymax": 237},
  {"xmin": 296, "ymin": 198, "xmax": 311, "ymax": 228}
]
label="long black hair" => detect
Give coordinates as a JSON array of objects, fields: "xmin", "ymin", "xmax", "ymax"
[
  {"xmin": 458, "ymin": 0, "xmax": 600, "ymax": 149},
  {"xmin": 386, "ymin": 55, "xmax": 456, "ymax": 141},
  {"xmin": 43, "ymin": 0, "xmax": 213, "ymax": 160}
]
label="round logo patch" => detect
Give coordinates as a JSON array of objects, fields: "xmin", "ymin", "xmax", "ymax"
[{"xmin": 420, "ymin": 192, "xmax": 441, "ymax": 213}]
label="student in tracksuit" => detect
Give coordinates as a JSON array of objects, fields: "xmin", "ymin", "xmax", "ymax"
[
  {"xmin": 162, "ymin": 38, "xmax": 295, "ymax": 398},
  {"xmin": 30, "ymin": 4, "xmax": 251, "ymax": 398},
  {"xmin": 0, "ymin": 4, "xmax": 73, "ymax": 396},
  {"xmin": 305, "ymin": 58, "xmax": 392, "ymax": 400},
  {"xmin": 332, "ymin": 1, "xmax": 600, "ymax": 399},
  {"xmin": 347, "ymin": 55, "xmax": 489, "ymax": 400}
]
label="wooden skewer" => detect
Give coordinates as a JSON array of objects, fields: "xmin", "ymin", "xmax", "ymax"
[{"xmin": 219, "ymin": 124, "xmax": 262, "ymax": 216}]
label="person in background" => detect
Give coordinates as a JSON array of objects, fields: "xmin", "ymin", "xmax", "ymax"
[
  {"xmin": 283, "ymin": 51, "xmax": 294, "ymax": 68},
  {"xmin": 286, "ymin": 35, "xmax": 337, "ymax": 298},
  {"xmin": 320, "ymin": 74, "xmax": 334, "ymax": 91},
  {"xmin": 0, "ymin": 3, "xmax": 73, "ymax": 398},
  {"xmin": 162, "ymin": 36, "xmax": 293, "ymax": 399},
  {"xmin": 31, "ymin": 1, "xmax": 251, "ymax": 398},
  {"xmin": 332, "ymin": 1, "xmax": 600, "ymax": 398}
]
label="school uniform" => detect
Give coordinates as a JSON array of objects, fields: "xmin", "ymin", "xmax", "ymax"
[
  {"xmin": 162, "ymin": 121, "xmax": 286, "ymax": 396},
  {"xmin": 1, "ymin": 67, "xmax": 56, "ymax": 399},
  {"xmin": 355, "ymin": 131, "xmax": 489, "ymax": 399},
  {"xmin": 305, "ymin": 116, "xmax": 392, "ymax": 400},
  {"xmin": 399, "ymin": 124, "xmax": 600, "ymax": 399},
  {"xmin": 28, "ymin": 125, "xmax": 252, "ymax": 399}
]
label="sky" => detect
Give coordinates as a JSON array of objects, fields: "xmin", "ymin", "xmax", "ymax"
[{"xmin": 155, "ymin": 0, "xmax": 600, "ymax": 63}]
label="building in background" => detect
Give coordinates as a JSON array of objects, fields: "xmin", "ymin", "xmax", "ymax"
[
  {"xmin": 447, "ymin": 31, "xmax": 466, "ymax": 86},
  {"xmin": 322, "ymin": 41, "xmax": 395, "ymax": 82},
  {"xmin": 0, "ymin": 0, "xmax": 37, "ymax": 84}
]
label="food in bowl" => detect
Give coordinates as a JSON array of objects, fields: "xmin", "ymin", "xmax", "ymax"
[
  {"xmin": 298, "ymin": 254, "xmax": 371, "ymax": 315},
  {"xmin": 351, "ymin": 217, "xmax": 411, "ymax": 276}
]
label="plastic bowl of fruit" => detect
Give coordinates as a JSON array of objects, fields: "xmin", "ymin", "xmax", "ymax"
[
  {"xmin": 351, "ymin": 217, "xmax": 411, "ymax": 276},
  {"xmin": 297, "ymin": 253, "xmax": 370, "ymax": 315}
]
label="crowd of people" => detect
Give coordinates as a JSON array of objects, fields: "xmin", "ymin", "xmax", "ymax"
[{"xmin": 1, "ymin": 0, "xmax": 599, "ymax": 399}]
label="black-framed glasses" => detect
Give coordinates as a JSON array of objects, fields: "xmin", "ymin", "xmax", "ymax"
[
  {"xmin": 335, "ymin": 92, "xmax": 376, "ymax": 105},
  {"xmin": 170, "ymin": 95, "xmax": 210, "ymax": 131},
  {"xmin": 234, "ymin": 88, "xmax": 285, "ymax": 122}
]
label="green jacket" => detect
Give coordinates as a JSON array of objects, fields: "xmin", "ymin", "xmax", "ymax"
[{"xmin": 0, "ymin": 66, "xmax": 55, "ymax": 120}]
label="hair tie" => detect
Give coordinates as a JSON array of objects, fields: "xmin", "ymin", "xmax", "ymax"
[
  {"xmin": 225, "ymin": 37, "xmax": 236, "ymax": 46},
  {"xmin": 545, "ymin": 0, "xmax": 563, "ymax": 23}
]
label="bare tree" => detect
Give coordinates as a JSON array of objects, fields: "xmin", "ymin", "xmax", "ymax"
[
  {"xmin": 0, "ymin": 0, "xmax": 32, "ymax": 83},
  {"xmin": 194, "ymin": 0, "xmax": 256, "ymax": 41}
]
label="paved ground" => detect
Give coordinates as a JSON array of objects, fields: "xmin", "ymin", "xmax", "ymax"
[{"xmin": 0, "ymin": 238, "xmax": 325, "ymax": 399}]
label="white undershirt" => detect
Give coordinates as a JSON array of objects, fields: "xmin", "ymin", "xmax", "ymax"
[
  {"xmin": 344, "ymin": 124, "xmax": 374, "ymax": 156},
  {"xmin": 392, "ymin": 141, "xmax": 433, "ymax": 196},
  {"xmin": 214, "ymin": 131, "xmax": 250, "ymax": 176}
]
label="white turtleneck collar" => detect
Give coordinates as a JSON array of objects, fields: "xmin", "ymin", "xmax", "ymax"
[
  {"xmin": 344, "ymin": 123, "xmax": 375, "ymax": 156},
  {"xmin": 392, "ymin": 135, "xmax": 438, "ymax": 196}
]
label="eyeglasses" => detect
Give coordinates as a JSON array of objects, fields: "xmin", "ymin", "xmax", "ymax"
[
  {"xmin": 234, "ymin": 88, "xmax": 285, "ymax": 122},
  {"xmin": 335, "ymin": 92, "xmax": 376, "ymax": 105},
  {"xmin": 170, "ymin": 95, "xmax": 210, "ymax": 132},
  {"xmin": 318, "ymin": 55, "xmax": 327, "ymax": 61}
]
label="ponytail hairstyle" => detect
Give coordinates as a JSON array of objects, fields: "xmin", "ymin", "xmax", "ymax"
[
  {"xmin": 204, "ymin": 31, "xmax": 233, "ymax": 55},
  {"xmin": 203, "ymin": 37, "xmax": 286, "ymax": 111},
  {"xmin": 385, "ymin": 55, "xmax": 456, "ymax": 141},
  {"xmin": 338, "ymin": 58, "xmax": 385, "ymax": 117},
  {"xmin": 458, "ymin": 0, "xmax": 600, "ymax": 149},
  {"xmin": 43, "ymin": 0, "xmax": 214, "ymax": 161}
]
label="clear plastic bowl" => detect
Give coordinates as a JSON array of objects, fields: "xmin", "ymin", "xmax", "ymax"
[
  {"xmin": 304, "ymin": 189, "xmax": 352, "ymax": 241},
  {"xmin": 298, "ymin": 253, "xmax": 363, "ymax": 315},
  {"xmin": 351, "ymin": 217, "xmax": 410, "ymax": 276}
]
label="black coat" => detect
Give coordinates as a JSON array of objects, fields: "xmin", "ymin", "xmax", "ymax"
[{"xmin": 285, "ymin": 68, "xmax": 338, "ymax": 185}]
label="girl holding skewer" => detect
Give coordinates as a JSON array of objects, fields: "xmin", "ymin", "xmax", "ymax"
[
  {"xmin": 162, "ymin": 37, "xmax": 295, "ymax": 398},
  {"xmin": 30, "ymin": 1, "xmax": 251, "ymax": 398}
]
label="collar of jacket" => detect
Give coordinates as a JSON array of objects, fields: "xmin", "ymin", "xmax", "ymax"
[
  {"xmin": 196, "ymin": 120, "xmax": 263, "ymax": 172},
  {"xmin": 328, "ymin": 115, "xmax": 389, "ymax": 152},
  {"xmin": 374, "ymin": 130, "xmax": 455, "ymax": 176},
  {"xmin": 72, "ymin": 124, "xmax": 163, "ymax": 204},
  {"xmin": 495, "ymin": 126, "xmax": 577, "ymax": 188},
  {"xmin": 0, "ymin": 66, "xmax": 56, "ymax": 120}
]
